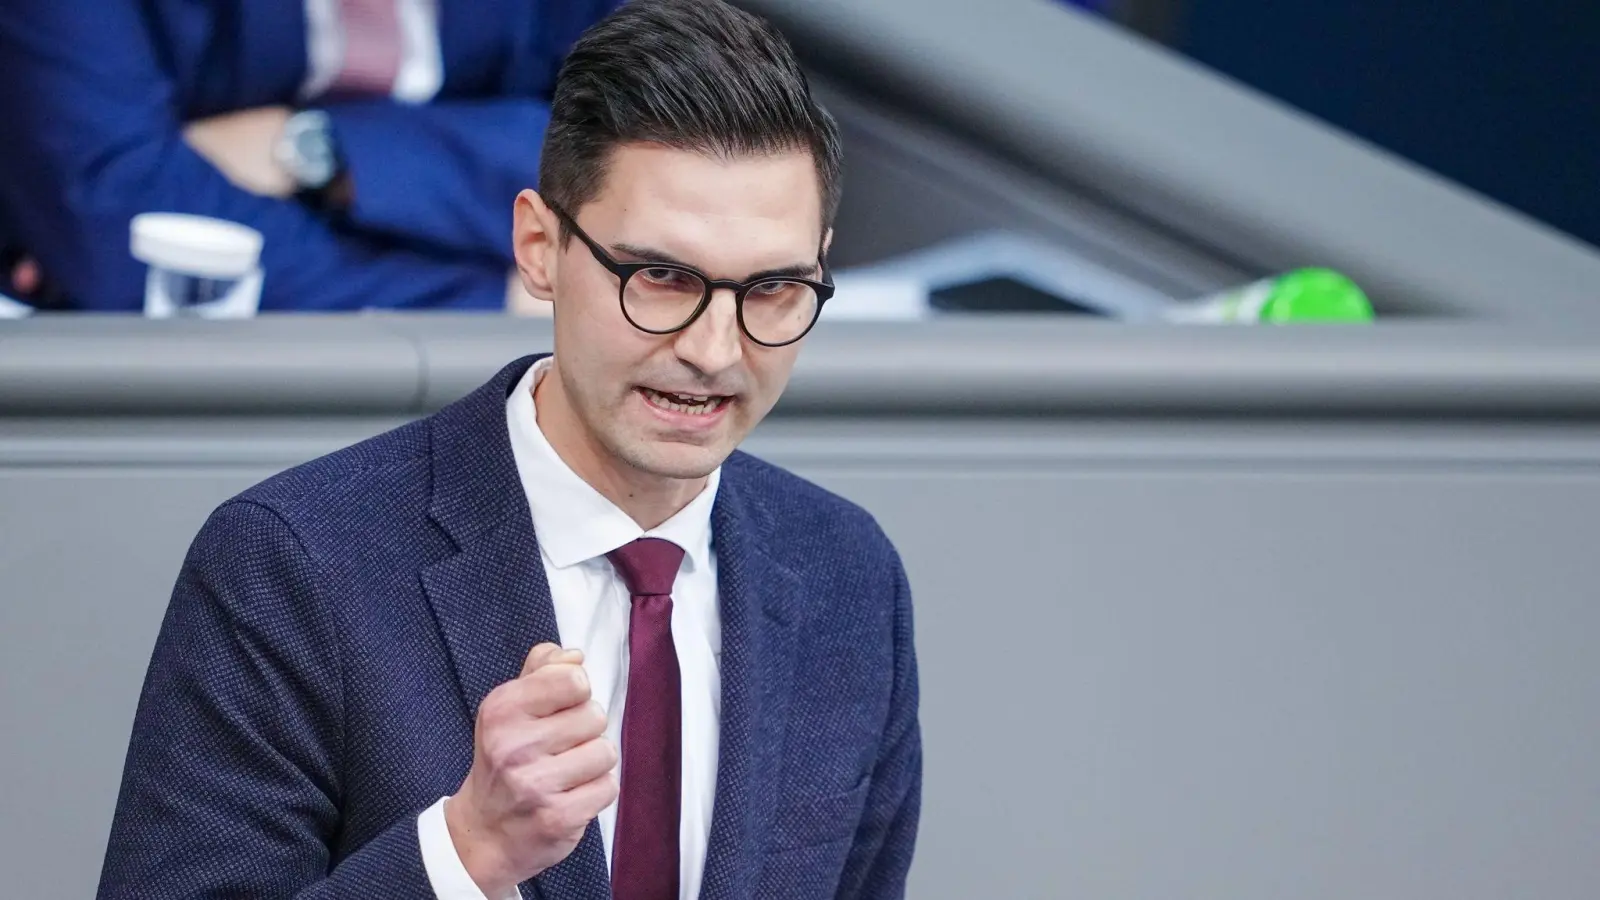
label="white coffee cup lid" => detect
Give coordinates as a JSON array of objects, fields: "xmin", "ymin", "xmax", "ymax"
[{"xmin": 130, "ymin": 213, "xmax": 264, "ymax": 278}]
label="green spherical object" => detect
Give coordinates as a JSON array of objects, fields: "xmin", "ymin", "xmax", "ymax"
[{"xmin": 1259, "ymin": 268, "xmax": 1374, "ymax": 323}]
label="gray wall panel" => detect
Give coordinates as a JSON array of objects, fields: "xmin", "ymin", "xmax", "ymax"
[
  {"xmin": 1, "ymin": 469, "xmax": 275, "ymax": 900},
  {"xmin": 6, "ymin": 418, "xmax": 1600, "ymax": 899},
  {"xmin": 820, "ymin": 467, "xmax": 1600, "ymax": 900}
]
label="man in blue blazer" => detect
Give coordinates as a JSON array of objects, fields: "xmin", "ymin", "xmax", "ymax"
[
  {"xmin": 0, "ymin": 0, "xmax": 617, "ymax": 311},
  {"xmin": 96, "ymin": 1, "xmax": 921, "ymax": 897}
]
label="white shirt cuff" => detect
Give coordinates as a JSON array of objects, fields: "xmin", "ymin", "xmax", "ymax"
[{"xmin": 417, "ymin": 796, "xmax": 523, "ymax": 900}]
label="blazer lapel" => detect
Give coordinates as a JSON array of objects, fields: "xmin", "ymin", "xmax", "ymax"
[
  {"xmin": 699, "ymin": 468, "xmax": 804, "ymax": 900},
  {"xmin": 419, "ymin": 355, "xmax": 611, "ymax": 900},
  {"xmin": 421, "ymin": 511, "xmax": 555, "ymax": 723}
]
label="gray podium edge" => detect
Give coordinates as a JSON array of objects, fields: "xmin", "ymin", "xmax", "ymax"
[{"xmin": 7, "ymin": 317, "xmax": 1600, "ymax": 420}]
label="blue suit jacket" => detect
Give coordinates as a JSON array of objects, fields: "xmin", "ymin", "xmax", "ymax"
[
  {"xmin": 97, "ymin": 356, "xmax": 922, "ymax": 899},
  {"xmin": 0, "ymin": 0, "xmax": 617, "ymax": 311}
]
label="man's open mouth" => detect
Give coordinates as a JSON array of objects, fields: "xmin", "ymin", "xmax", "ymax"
[{"xmin": 640, "ymin": 387, "xmax": 730, "ymax": 416}]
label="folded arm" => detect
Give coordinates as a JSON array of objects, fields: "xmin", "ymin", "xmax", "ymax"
[
  {"xmin": 0, "ymin": 0, "xmax": 503, "ymax": 311},
  {"xmin": 315, "ymin": 0, "xmax": 626, "ymax": 259}
]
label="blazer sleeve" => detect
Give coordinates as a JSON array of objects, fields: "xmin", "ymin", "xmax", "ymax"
[
  {"xmin": 95, "ymin": 501, "xmax": 435, "ymax": 899},
  {"xmin": 836, "ymin": 549, "xmax": 924, "ymax": 899},
  {"xmin": 323, "ymin": 98, "xmax": 548, "ymax": 262},
  {"xmin": 320, "ymin": 0, "xmax": 625, "ymax": 260},
  {"xmin": 0, "ymin": 0, "xmax": 504, "ymax": 311}
]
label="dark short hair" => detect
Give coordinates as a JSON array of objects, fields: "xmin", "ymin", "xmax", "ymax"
[{"xmin": 539, "ymin": 0, "xmax": 843, "ymax": 238}]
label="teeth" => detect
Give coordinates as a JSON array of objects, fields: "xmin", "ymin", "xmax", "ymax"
[{"xmin": 645, "ymin": 388, "xmax": 725, "ymax": 416}]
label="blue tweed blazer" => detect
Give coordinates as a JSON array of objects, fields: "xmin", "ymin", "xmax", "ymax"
[{"xmin": 96, "ymin": 355, "xmax": 921, "ymax": 899}]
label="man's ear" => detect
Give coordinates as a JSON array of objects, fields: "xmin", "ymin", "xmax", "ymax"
[{"xmin": 512, "ymin": 190, "xmax": 560, "ymax": 302}]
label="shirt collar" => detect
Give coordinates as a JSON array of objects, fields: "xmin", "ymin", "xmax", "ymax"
[{"xmin": 505, "ymin": 357, "xmax": 720, "ymax": 572}]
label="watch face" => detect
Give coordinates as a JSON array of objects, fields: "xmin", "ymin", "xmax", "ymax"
[
  {"xmin": 282, "ymin": 111, "xmax": 338, "ymax": 189},
  {"xmin": 296, "ymin": 131, "xmax": 337, "ymax": 188}
]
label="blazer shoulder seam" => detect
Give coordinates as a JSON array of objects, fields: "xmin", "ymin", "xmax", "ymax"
[{"xmin": 216, "ymin": 497, "xmax": 351, "ymax": 779}]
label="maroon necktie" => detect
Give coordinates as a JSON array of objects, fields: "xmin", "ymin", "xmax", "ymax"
[{"xmin": 606, "ymin": 538, "xmax": 684, "ymax": 900}]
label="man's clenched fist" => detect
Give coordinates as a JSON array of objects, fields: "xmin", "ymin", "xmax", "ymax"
[{"xmin": 445, "ymin": 643, "xmax": 618, "ymax": 897}]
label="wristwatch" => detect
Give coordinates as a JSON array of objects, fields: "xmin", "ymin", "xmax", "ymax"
[{"xmin": 274, "ymin": 109, "xmax": 345, "ymax": 203}]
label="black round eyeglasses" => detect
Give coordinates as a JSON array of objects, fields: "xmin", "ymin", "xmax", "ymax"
[{"xmin": 547, "ymin": 202, "xmax": 833, "ymax": 348}]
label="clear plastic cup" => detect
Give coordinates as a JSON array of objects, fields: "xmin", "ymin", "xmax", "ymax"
[{"xmin": 130, "ymin": 213, "xmax": 264, "ymax": 318}]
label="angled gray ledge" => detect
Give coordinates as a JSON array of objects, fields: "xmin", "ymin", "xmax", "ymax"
[{"xmin": 732, "ymin": 0, "xmax": 1600, "ymax": 322}]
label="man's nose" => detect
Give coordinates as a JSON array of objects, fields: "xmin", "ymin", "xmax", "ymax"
[{"xmin": 673, "ymin": 287, "xmax": 744, "ymax": 378}]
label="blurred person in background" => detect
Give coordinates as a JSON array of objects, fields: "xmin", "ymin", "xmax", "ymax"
[
  {"xmin": 95, "ymin": 1, "xmax": 920, "ymax": 898},
  {"xmin": 0, "ymin": 0, "xmax": 617, "ymax": 312}
]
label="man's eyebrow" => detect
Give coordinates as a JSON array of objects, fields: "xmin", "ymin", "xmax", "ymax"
[{"xmin": 612, "ymin": 242, "xmax": 820, "ymax": 282}]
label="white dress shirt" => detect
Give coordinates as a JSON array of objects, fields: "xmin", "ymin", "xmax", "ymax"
[
  {"xmin": 300, "ymin": 0, "xmax": 444, "ymax": 103},
  {"xmin": 417, "ymin": 357, "xmax": 723, "ymax": 900}
]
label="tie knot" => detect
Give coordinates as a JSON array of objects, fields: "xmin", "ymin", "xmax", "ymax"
[{"xmin": 606, "ymin": 538, "xmax": 685, "ymax": 598}]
